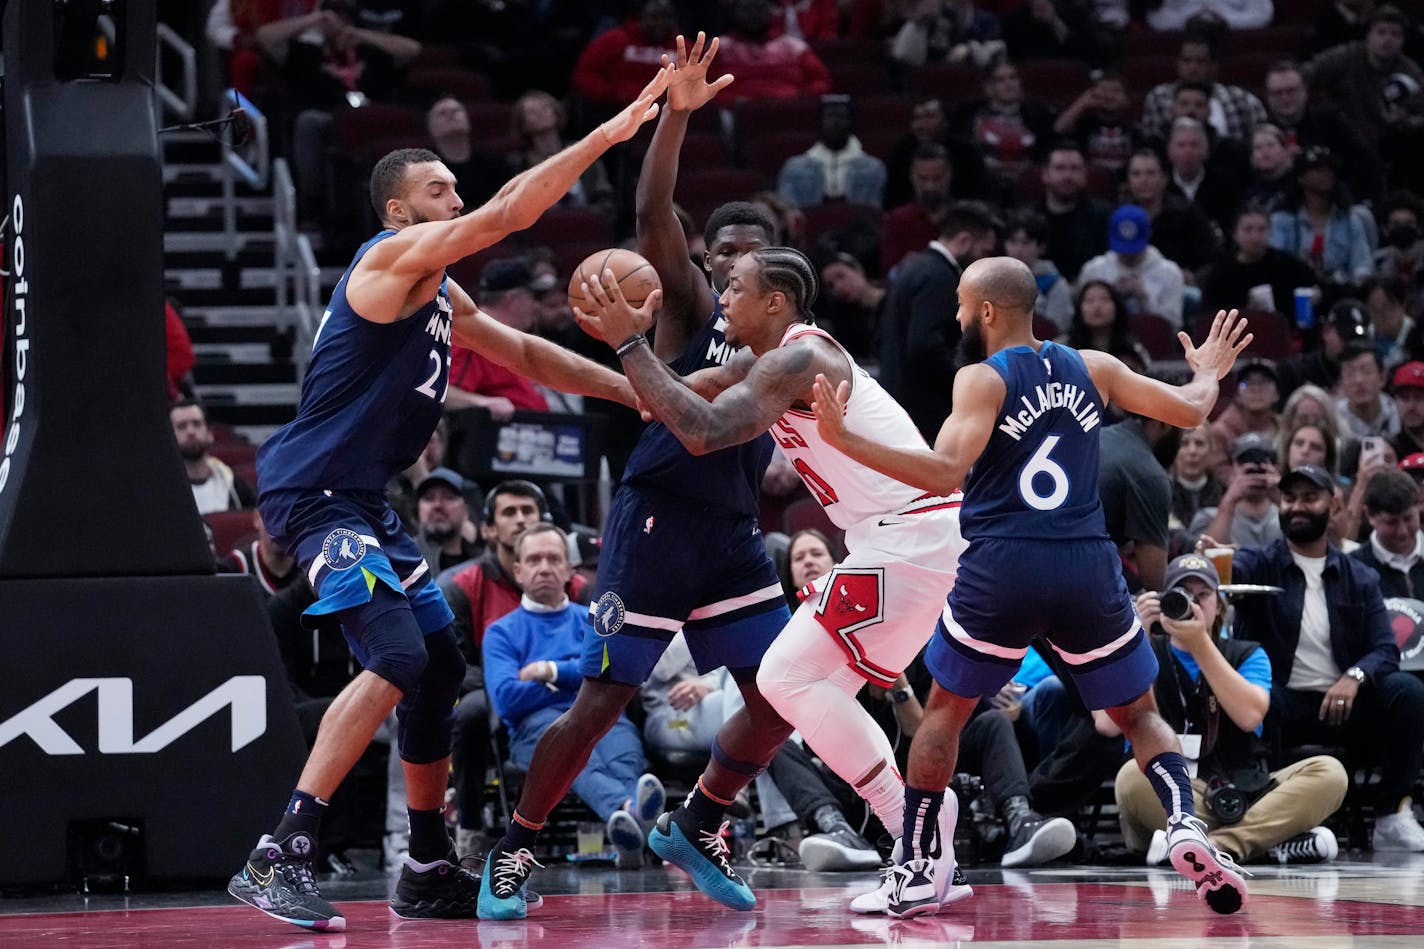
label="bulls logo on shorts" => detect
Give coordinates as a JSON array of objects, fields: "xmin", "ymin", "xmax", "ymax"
[
  {"xmin": 819, "ymin": 569, "xmax": 885, "ymax": 635},
  {"xmin": 322, "ymin": 528, "xmax": 366, "ymax": 571},
  {"xmin": 591, "ymin": 591, "xmax": 627, "ymax": 638}
]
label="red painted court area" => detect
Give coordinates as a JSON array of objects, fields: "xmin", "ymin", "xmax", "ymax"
[{"xmin": 6, "ymin": 873, "xmax": 1424, "ymax": 949}]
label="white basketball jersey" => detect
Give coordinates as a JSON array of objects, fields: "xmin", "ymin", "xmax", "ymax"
[{"xmin": 770, "ymin": 324, "xmax": 959, "ymax": 529}]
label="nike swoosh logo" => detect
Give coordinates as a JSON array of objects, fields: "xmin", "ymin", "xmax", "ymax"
[
  {"xmin": 878, "ymin": 518, "xmax": 905, "ymax": 527},
  {"xmin": 247, "ymin": 861, "xmax": 275, "ymax": 887}
]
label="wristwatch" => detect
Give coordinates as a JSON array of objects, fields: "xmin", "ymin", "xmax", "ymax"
[
  {"xmin": 892, "ymin": 687, "xmax": 915, "ymax": 705},
  {"xmin": 1345, "ymin": 666, "xmax": 1366, "ymax": 685}
]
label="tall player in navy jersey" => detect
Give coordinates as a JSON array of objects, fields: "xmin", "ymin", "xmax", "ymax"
[
  {"xmin": 814, "ymin": 258, "xmax": 1255, "ymax": 917},
  {"xmin": 226, "ymin": 68, "xmax": 672, "ymax": 933},
  {"xmin": 477, "ymin": 35, "xmax": 796, "ymax": 920}
]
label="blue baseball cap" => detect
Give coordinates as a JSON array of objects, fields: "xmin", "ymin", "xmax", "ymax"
[{"xmin": 1109, "ymin": 204, "xmax": 1151, "ymax": 254}]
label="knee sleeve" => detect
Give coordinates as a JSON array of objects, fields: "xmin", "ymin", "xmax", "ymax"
[
  {"xmin": 348, "ymin": 583, "xmax": 428, "ymax": 694},
  {"xmin": 396, "ymin": 624, "xmax": 464, "ymax": 764}
]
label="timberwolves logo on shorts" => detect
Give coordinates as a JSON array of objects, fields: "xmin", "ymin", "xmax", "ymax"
[
  {"xmin": 591, "ymin": 592, "xmax": 627, "ymax": 638},
  {"xmin": 322, "ymin": 528, "xmax": 366, "ymax": 571}
]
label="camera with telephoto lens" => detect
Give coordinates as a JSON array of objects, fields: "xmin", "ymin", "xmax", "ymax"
[
  {"xmin": 1159, "ymin": 586, "xmax": 1194, "ymax": 622},
  {"xmin": 1205, "ymin": 777, "xmax": 1248, "ymax": 824}
]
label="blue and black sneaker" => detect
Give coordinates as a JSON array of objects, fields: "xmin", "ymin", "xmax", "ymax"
[
  {"xmin": 476, "ymin": 840, "xmax": 544, "ymax": 921},
  {"xmin": 228, "ymin": 832, "xmax": 345, "ymax": 932},
  {"xmin": 647, "ymin": 810, "xmax": 755, "ymax": 911}
]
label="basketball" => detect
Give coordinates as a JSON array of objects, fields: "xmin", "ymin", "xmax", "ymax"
[{"xmin": 568, "ymin": 247, "xmax": 661, "ymax": 314}]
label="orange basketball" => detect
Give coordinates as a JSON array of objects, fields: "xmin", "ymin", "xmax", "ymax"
[{"xmin": 568, "ymin": 247, "xmax": 661, "ymax": 314}]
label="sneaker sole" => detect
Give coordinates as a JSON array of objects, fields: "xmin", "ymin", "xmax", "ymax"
[
  {"xmin": 475, "ymin": 854, "xmax": 529, "ymax": 921},
  {"xmin": 647, "ymin": 823, "xmax": 755, "ymax": 911},
  {"xmin": 887, "ymin": 894, "xmax": 940, "ymax": 920},
  {"xmin": 1169, "ymin": 840, "xmax": 1247, "ymax": 915},
  {"xmin": 227, "ymin": 877, "xmax": 347, "ymax": 932},
  {"xmin": 851, "ymin": 881, "xmax": 973, "ymax": 916},
  {"xmin": 635, "ymin": 776, "xmax": 667, "ymax": 826},
  {"xmin": 1001, "ymin": 817, "xmax": 1078, "ymax": 868},
  {"xmin": 799, "ymin": 837, "xmax": 883, "ymax": 872}
]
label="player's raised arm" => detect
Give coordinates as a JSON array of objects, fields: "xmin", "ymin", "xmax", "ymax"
[
  {"xmin": 1083, "ymin": 308, "xmax": 1252, "ymax": 428},
  {"xmin": 636, "ymin": 33, "xmax": 734, "ymax": 360},
  {"xmin": 368, "ymin": 65, "xmax": 671, "ymax": 282},
  {"xmin": 446, "ymin": 278, "xmax": 637, "ymax": 409},
  {"xmin": 813, "ymin": 364, "xmax": 1004, "ymax": 497}
]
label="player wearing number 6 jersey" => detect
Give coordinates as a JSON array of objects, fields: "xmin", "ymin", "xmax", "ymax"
[
  {"xmin": 574, "ymin": 244, "xmax": 970, "ymax": 915},
  {"xmin": 236, "ymin": 68, "xmax": 670, "ymax": 933},
  {"xmin": 812, "ymin": 256, "xmax": 1256, "ymax": 918}
]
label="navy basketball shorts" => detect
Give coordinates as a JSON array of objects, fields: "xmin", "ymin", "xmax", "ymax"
[
  {"xmin": 259, "ymin": 489, "xmax": 455, "ymax": 660},
  {"xmin": 579, "ymin": 485, "xmax": 790, "ymax": 686},
  {"xmin": 925, "ymin": 536, "xmax": 1157, "ymax": 709}
]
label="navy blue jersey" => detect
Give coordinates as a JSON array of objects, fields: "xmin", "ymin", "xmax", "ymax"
[
  {"xmin": 960, "ymin": 341, "xmax": 1109, "ymax": 541},
  {"xmin": 621, "ymin": 298, "xmax": 773, "ymax": 516},
  {"xmin": 258, "ymin": 231, "xmax": 454, "ymax": 494}
]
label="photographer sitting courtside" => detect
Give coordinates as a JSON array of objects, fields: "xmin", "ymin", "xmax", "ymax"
[{"xmin": 1116, "ymin": 554, "xmax": 1348, "ymax": 865}]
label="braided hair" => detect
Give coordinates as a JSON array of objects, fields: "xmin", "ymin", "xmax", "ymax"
[{"xmin": 749, "ymin": 247, "xmax": 819, "ymax": 319}]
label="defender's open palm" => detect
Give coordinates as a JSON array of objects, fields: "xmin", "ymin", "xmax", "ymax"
[
  {"xmin": 574, "ymin": 269, "xmax": 661, "ymax": 348},
  {"xmin": 812, "ymin": 374, "xmax": 852, "ymax": 451},
  {"xmin": 1182, "ymin": 308, "xmax": 1253, "ymax": 380},
  {"xmin": 664, "ymin": 32, "xmax": 734, "ymax": 112},
  {"xmin": 601, "ymin": 64, "xmax": 674, "ymax": 143}
]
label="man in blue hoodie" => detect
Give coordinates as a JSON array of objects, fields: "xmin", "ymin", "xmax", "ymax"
[{"xmin": 483, "ymin": 523, "xmax": 664, "ymax": 865}]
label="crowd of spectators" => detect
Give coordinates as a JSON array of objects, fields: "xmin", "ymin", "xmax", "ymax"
[{"xmin": 163, "ymin": 0, "xmax": 1424, "ymax": 872}]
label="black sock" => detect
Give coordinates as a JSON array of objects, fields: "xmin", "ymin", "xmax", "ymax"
[
  {"xmin": 504, "ymin": 812, "xmax": 543, "ymax": 851},
  {"xmin": 1145, "ymin": 752, "xmax": 1196, "ymax": 821},
  {"xmin": 407, "ymin": 807, "xmax": 450, "ymax": 863},
  {"xmin": 681, "ymin": 780, "xmax": 730, "ymax": 829},
  {"xmin": 901, "ymin": 785, "xmax": 942, "ymax": 862},
  {"xmin": 272, "ymin": 789, "xmax": 326, "ymax": 844}
]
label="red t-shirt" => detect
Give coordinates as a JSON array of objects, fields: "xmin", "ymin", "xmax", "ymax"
[{"xmin": 449, "ymin": 347, "xmax": 549, "ymax": 411}]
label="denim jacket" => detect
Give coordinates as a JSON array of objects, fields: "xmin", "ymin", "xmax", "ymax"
[{"xmin": 1231, "ymin": 540, "xmax": 1400, "ymax": 688}]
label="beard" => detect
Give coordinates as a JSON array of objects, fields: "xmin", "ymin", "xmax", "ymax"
[
  {"xmin": 954, "ymin": 317, "xmax": 986, "ymax": 370},
  {"xmin": 1281, "ymin": 509, "xmax": 1330, "ymax": 544},
  {"xmin": 178, "ymin": 442, "xmax": 208, "ymax": 462},
  {"xmin": 423, "ymin": 522, "xmax": 458, "ymax": 544}
]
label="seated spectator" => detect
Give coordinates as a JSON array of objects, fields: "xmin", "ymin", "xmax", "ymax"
[
  {"xmin": 782, "ymin": 527, "xmax": 836, "ymax": 606},
  {"xmin": 953, "ymin": 58, "xmax": 1054, "ymax": 195},
  {"xmin": 1374, "ymin": 191, "xmax": 1424, "ymax": 307},
  {"xmin": 1060, "ymin": 279, "xmax": 1151, "ymax": 372},
  {"xmin": 769, "ymin": 0, "xmax": 841, "ymax": 40},
  {"xmin": 1279, "ymin": 421, "xmax": 1340, "ymax": 478},
  {"xmin": 570, "ymin": 0, "xmax": 679, "ymax": 116},
  {"xmin": 1037, "ymin": 142, "xmax": 1108, "ymax": 282},
  {"xmin": 1166, "ymin": 117, "xmax": 1243, "ymax": 237},
  {"xmin": 751, "ymin": 189, "xmax": 808, "ymax": 251},
  {"xmin": 1163, "ymin": 79, "xmax": 1250, "ymax": 173},
  {"xmin": 1191, "ymin": 432, "xmax": 1284, "ymax": 549},
  {"xmin": 483, "ymin": 523, "xmax": 666, "ymax": 863},
  {"xmin": 777, "ymin": 94, "xmax": 888, "ymax": 210},
  {"xmin": 1123, "ymin": 148, "xmax": 1218, "ymax": 276},
  {"xmin": 1210, "ymin": 359, "xmax": 1282, "ymax": 475},
  {"xmin": 889, "ymin": 0, "xmax": 1004, "ymax": 69},
  {"xmin": 1312, "ymin": 0, "xmax": 1373, "ymax": 54},
  {"xmin": 447, "ymin": 259, "xmax": 552, "ymax": 419},
  {"xmin": 222, "ymin": 510, "xmax": 303, "ymax": 597},
  {"xmin": 1147, "ymin": 0, "xmax": 1272, "ymax": 31},
  {"xmin": 1170, "ymin": 425, "xmax": 1226, "ymax": 547},
  {"xmin": 714, "ymin": 0, "xmax": 832, "ymax": 101},
  {"xmin": 884, "ymin": 98, "xmax": 990, "ymax": 211},
  {"xmin": 1280, "ymin": 383, "xmax": 1347, "ymax": 449},
  {"xmin": 1277, "ymin": 299, "xmax": 1372, "ymax": 397},
  {"xmin": 1336, "ymin": 342, "xmax": 1402, "ymax": 440},
  {"xmin": 1078, "ymin": 205, "xmax": 1186, "ymax": 326},
  {"xmin": 1201, "ymin": 207, "xmax": 1318, "ymax": 324},
  {"xmin": 1351, "ymin": 467, "xmax": 1424, "ymax": 597},
  {"xmin": 1364, "ymin": 276, "xmax": 1417, "ymax": 371},
  {"xmin": 1391, "ymin": 361, "xmax": 1424, "ymax": 458},
  {"xmin": 1053, "ymin": 70, "xmax": 1135, "ymax": 176},
  {"xmin": 816, "ymin": 252, "xmax": 885, "ymax": 361},
  {"xmin": 171, "ymin": 399, "xmax": 256, "ymax": 514},
  {"xmin": 413, "ymin": 467, "xmax": 481, "ymax": 576},
  {"xmin": 507, "ymin": 92, "xmax": 613, "ymax": 217},
  {"xmin": 1230, "ymin": 464, "xmax": 1424, "ymax": 852},
  {"xmin": 1140, "ymin": 31, "xmax": 1267, "ymax": 144},
  {"xmin": 1243, "ymin": 124, "xmax": 1295, "ymax": 214},
  {"xmin": 881, "ymin": 142, "xmax": 957, "ymax": 274},
  {"xmin": 1118, "ymin": 554, "xmax": 1347, "ymax": 866},
  {"xmin": 205, "ymin": 0, "xmax": 317, "ymax": 99},
  {"xmin": 1269, "ymin": 147, "xmax": 1375, "ymax": 293},
  {"xmin": 1263, "ymin": 60, "xmax": 1382, "ymax": 206},
  {"xmin": 1306, "ymin": 5, "xmax": 1424, "ymax": 157},
  {"xmin": 425, "ymin": 96, "xmax": 507, "ymax": 207},
  {"xmin": 1004, "ymin": 208, "xmax": 1072, "ymax": 333}
]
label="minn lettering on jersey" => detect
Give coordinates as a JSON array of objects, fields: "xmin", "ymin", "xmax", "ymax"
[
  {"xmin": 425, "ymin": 294, "xmax": 453, "ymax": 345},
  {"xmin": 997, "ymin": 381, "xmax": 1100, "ymax": 441}
]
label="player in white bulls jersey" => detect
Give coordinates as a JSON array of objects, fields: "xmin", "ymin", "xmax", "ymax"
[{"xmin": 575, "ymin": 246, "xmax": 972, "ymax": 915}]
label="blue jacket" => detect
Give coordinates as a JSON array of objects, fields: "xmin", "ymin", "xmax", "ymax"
[
  {"xmin": 483, "ymin": 601, "xmax": 599, "ymax": 729},
  {"xmin": 1231, "ymin": 540, "xmax": 1400, "ymax": 688}
]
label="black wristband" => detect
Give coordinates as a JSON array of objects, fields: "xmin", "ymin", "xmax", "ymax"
[{"xmin": 616, "ymin": 334, "xmax": 648, "ymax": 357}]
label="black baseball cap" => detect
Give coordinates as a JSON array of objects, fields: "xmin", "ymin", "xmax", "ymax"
[
  {"xmin": 1279, "ymin": 465, "xmax": 1335, "ymax": 492},
  {"xmin": 1164, "ymin": 553, "xmax": 1220, "ymax": 593}
]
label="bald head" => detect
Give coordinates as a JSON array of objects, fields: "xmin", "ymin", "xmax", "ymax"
[{"xmin": 962, "ymin": 257, "xmax": 1038, "ymax": 318}]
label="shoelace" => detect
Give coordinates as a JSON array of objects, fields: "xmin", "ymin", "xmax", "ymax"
[
  {"xmin": 1273, "ymin": 836, "xmax": 1317, "ymax": 862},
  {"xmin": 1172, "ymin": 816, "xmax": 1254, "ymax": 879},
  {"xmin": 280, "ymin": 857, "xmax": 321, "ymax": 895},
  {"xmin": 698, "ymin": 821, "xmax": 737, "ymax": 878},
  {"xmin": 492, "ymin": 848, "xmax": 543, "ymax": 897}
]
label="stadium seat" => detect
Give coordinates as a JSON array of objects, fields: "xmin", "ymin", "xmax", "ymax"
[
  {"xmin": 782, "ymin": 496, "xmax": 842, "ymax": 548},
  {"xmin": 1193, "ymin": 308, "xmax": 1296, "ymax": 360},
  {"xmin": 526, "ymin": 208, "xmax": 613, "ymax": 247},
  {"xmin": 205, "ymin": 510, "xmax": 257, "ymax": 557},
  {"xmin": 827, "ymin": 61, "xmax": 891, "ymax": 96},
  {"xmin": 1018, "ymin": 59, "xmax": 1091, "ymax": 109},
  {"xmin": 908, "ymin": 62, "xmax": 981, "ymax": 105},
  {"xmin": 403, "ymin": 66, "xmax": 492, "ymax": 103},
  {"xmin": 741, "ymin": 130, "xmax": 818, "ymax": 179},
  {"xmin": 675, "ymin": 168, "xmax": 770, "ymax": 228},
  {"xmin": 333, "ymin": 103, "xmax": 424, "ymax": 158},
  {"xmin": 464, "ymin": 101, "xmax": 515, "ymax": 150},
  {"xmin": 1129, "ymin": 312, "xmax": 1182, "ymax": 361},
  {"xmin": 802, "ymin": 202, "xmax": 883, "ymax": 245},
  {"xmin": 731, "ymin": 97, "xmax": 820, "ymax": 152}
]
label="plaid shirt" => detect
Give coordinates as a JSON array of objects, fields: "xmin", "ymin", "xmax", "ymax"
[{"xmin": 1141, "ymin": 80, "xmax": 1267, "ymax": 142}]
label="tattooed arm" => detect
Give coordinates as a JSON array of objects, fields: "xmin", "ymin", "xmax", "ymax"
[{"xmin": 620, "ymin": 337, "xmax": 846, "ymax": 455}]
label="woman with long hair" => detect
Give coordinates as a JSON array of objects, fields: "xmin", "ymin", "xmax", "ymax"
[{"xmin": 1062, "ymin": 279, "xmax": 1152, "ymax": 373}]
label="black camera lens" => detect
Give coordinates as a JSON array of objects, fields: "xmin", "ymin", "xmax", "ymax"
[
  {"xmin": 1207, "ymin": 782, "xmax": 1247, "ymax": 824},
  {"xmin": 1159, "ymin": 586, "xmax": 1193, "ymax": 621}
]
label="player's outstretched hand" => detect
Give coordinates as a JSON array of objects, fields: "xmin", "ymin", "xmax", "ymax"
[
  {"xmin": 599, "ymin": 63, "xmax": 674, "ymax": 144},
  {"xmin": 573, "ymin": 268, "xmax": 661, "ymax": 352},
  {"xmin": 662, "ymin": 32, "xmax": 734, "ymax": 112},
  {"xmin": 812, "ymin": 373, "xmax": 852, "ymax": 450},
  {"xmin": 1181, "ymin": 308, "xmax": 1253, "ymax": 380}
]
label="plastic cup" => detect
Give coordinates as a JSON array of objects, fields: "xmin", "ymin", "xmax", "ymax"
[
  {"xmin": 1294, "ymin": 288, "xmax": 1315, "ymax": 330},
  {"xmin": 1205, "ymin": 547, "xmax": 1234, "ymax": 587}
]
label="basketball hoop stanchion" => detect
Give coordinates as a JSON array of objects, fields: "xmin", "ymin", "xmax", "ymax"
[{"xmin": 0, "ymin": 0, "xmax": 303, "ymax": 888}]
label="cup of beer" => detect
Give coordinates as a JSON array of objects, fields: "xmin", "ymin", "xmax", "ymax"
[{"xmin": 1205, "ymin": 547, "xmax": 1234, "ymax": 586}]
